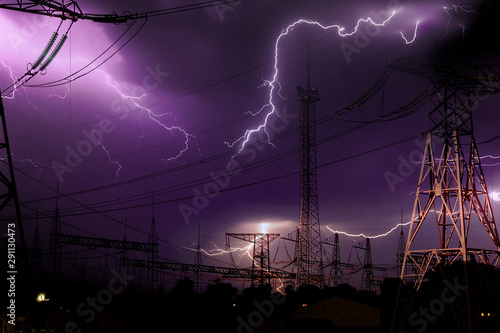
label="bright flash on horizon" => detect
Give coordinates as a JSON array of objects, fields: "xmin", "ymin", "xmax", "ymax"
[
  {"xmin": 260, "ymin": 223, "xmax": 270, "ymax": 233},
  {"xmin": 490, "ymin": 191, "xmax": 500, "ymax": 202}
]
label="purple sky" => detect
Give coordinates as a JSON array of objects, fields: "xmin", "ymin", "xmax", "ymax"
[{"xmin": 1, "ymin": 0, "xmax": 500, "ymax": 289}]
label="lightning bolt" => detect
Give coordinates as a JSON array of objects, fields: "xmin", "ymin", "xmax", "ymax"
[
  {"xmin": 480, "ymin": 154, "xmax": 500, "ymax": 167},
  {"xmin": 400, "ymin": 21, "xmax": 420, "ymax": 44},
  {"xmin": 326, "ymin": 220, "xmax": 411, "ymax": 239},
  {"xmin": 328, "ymin": 207, "xmax": 481, "ymax": 239},
  {"xmin": 0, "ymin": 58, "xmax": 19, "ymax": 100},
  {"xmin": 0, "ymin": 58, "xmax": 37, "ymax": 110},
  {"xmin": 224, "ymin": 10, "xmax": 426, "ymax": 158},
  {"xmin": 102, "ymin": 72, "xmax": 196, "ymax": 163},
  {"xmin": 92, "ymin": 118, "xmax": 123, "ymax": 182},
  {"xmin": 441, "ymin": 4, "xmax": 479, "ymax": 42},
  {"xmin": 1, "ymin": 153, "xmax": 51, "ymax": 171},
  {"xmin": 185, "ymin": 241, "xmax": 254, "ymax": 266},
  {"xmin": 185, "ymin": 235, "xmax": 275, "ymax": 268}
]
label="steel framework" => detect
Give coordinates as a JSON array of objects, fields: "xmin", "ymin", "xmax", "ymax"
[
  {"xmin": 121, "ymin": 258, "xmax": 296, "ymax": 281},
  {"xmin": 147, "ymin": 217, "xmax": 159, "ymax": 290},
  {"xmin": 396, "ymin": 226, "xmax": 405, "ymax": 278},
  {"xmin": 295, "ymin": 73, "xmax": 324, "ymax": 287},
  {"xmin": 0, "ymin": 0, "xmax": 134, "ymax": 23},
  {"xmin": 49, "ymin": 215, "xmax": 158, "ymax": 289},
  {"xmin": 354, "ymin": 238, "xmax": 375, "ymax": 292},
  {"xmin": 390, "ymin": 54, "xmax": 500, "ymax": 333},
  {"xmin": 0, "ymin": 97, "xmax": 27, "ymax": 268},
  {"xmin": 225, "ymin": 233, "xmax": 280, "ymax": 286},
  {"xmin": 325, "ymin": 233, "xmax": 344, "ymax": 287},
  {"xmin": 194, "ymin": 223, "xmax": 202, "ymax": 293}
]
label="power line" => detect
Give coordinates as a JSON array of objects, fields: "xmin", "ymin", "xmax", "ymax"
[{"xmin": 4, "ymin": 130, "xmax": 429, "ymax": 221}]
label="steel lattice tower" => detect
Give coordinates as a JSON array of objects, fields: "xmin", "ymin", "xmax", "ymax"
[
  {"xmin": 396, "ymin": 210, "xmax": 406, "ymax": 277},
  {"xmin": 390, "ymin": 54, "xmax": 500, "ymax": 333},
  {"xmin": 31, "ymin": 218, "xmax": 42, "ymax": 284},
  {"xmin": 295, "ymin": 68, "xmax": 324, "ymax": 288},
  {"xmin": 328, "ymin": 233, "xmax": 344, "ymax": 287},
  {"xmin": 49, "ymin": 200, "xmax": 62, "ymax": 285},
  {"xmin": 360, "ymin": 238, "xmax": 375, "ymax": 292},
  {"xmin": 396, "ymin": 228, "xmax": 405, "ymax": 278},
  {"xmin": 194, "ymin": 223, "xmax": 202, "ymax": 293},
  {"xmin": 0, "ymin": 96, "xmax": 27, "ymax": 269},
  {"xmin": 147, "ymin": 216, "xmax": 159, "ymax": 291},
  {"xmin": 226, "ymin": 233, "xmax": 280, "ymax": 286},
  {"xmin": 119, "ymin": 220, "xmax": 129, "ymax": 281}
]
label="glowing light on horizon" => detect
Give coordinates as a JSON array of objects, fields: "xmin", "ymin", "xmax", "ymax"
[{"xmin": 490, "ymin": 191, "xmax": 500, "ymax": 202}]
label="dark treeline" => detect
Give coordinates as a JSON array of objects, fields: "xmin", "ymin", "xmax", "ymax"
[{"xmin": 4, "ymin": 261, "xmax": 500, "ymax": 332}]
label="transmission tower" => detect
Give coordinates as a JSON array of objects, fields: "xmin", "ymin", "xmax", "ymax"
[
  {"xmin": 194, "ymin": 223, "xmax": 202, "ymax": 293},
  {"xmin": 295, "ymin": 58, "xmax": 324, "ymax": 288},
  {"xmin": 147, "ymin": 216, "xmax": 159, "ymax": 291},
  {"xmin": 396, "ymin": 210, "xmax": 406, "ymax": 277},
  {"xmin": 49, "ymin": 198, "xmax": 62, "ymax": 286},
  {"xmin": 0, "ymin": 96, "xmax": 27, "ymax": 269},
  {"xmin": 359, "ymin": 238, "xmax": 375, "ymax": 293},
  {"xmin": 31, "ymin": 217, "xmax": 42, "ymax": 284},
  {"xmin": 119, "ymin": 219, "xmax": 129, "ymax": 281},
  {"xmin": 225, "ymin": 233, "xmax": 280, "ymax": 286},
  {"xmin": 389, "ymin": 54, "xmax": 500, "ymax": 332},
  {"xmin": 327, "ymin": 233, "xmax": 344, "ymax": 287}
]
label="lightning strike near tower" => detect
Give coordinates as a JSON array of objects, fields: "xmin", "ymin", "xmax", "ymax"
[{"xmin": 224, "ymin": 9, "xmax": 425, "ymax": 156}]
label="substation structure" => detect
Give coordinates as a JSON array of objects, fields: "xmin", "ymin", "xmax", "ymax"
[{"xmin": 226, "ymin": 233, "xmax": 280, "ymax": 286}]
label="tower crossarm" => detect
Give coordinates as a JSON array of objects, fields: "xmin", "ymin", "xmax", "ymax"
[
  {"xmin": 120, "ymin": 258, "xmax": 297, "ymax": 280},
  {"xmin": 53, "ymin": 233, "xmax": 158, "ymax": 253},
  {"xmin": 0, "ymin": 0, "xmax": 135, "ymax": 23},
  {"xmin": 389, "ymin": 54, "xmax": 500, "ymax": 94}
]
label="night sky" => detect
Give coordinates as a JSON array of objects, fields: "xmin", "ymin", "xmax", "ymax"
[{"xmin": 1, "ymin": 0, "xmax": 500, "ymax": 289}]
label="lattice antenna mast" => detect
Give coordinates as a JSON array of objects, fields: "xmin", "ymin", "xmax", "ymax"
[{"xmin": 295, "ymin": 49, "xmax": 324, "ymax": 288}]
